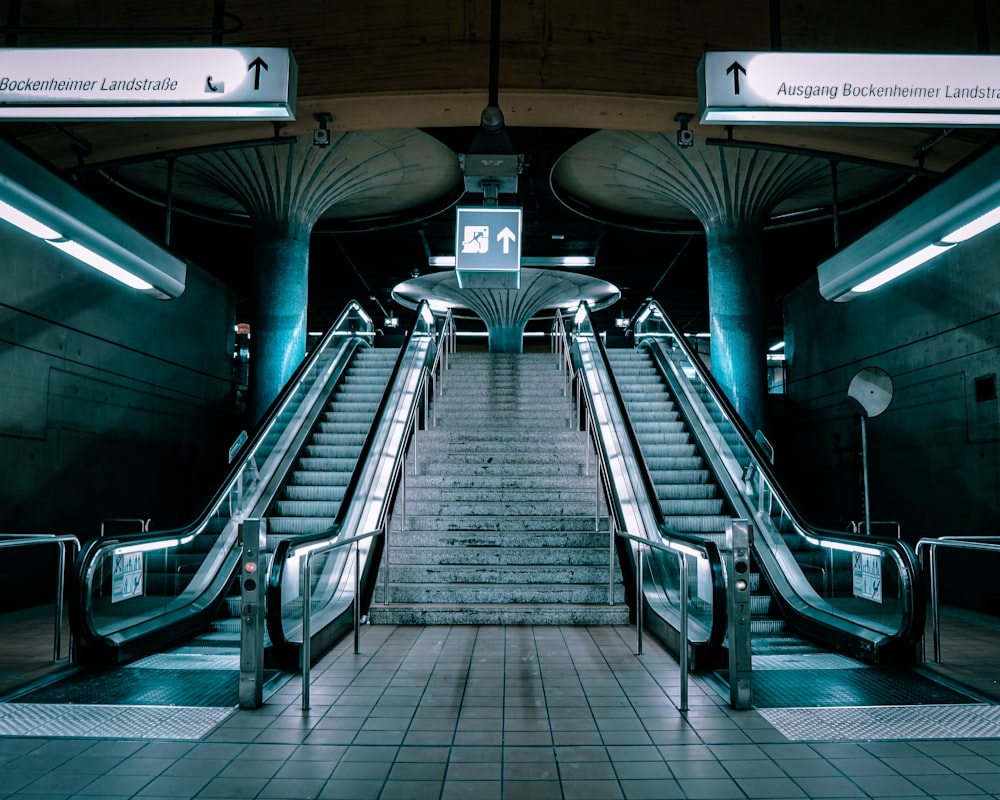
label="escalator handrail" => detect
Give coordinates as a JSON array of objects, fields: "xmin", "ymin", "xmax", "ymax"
[
  {"xmin": 633, "ymin": 298, "xmax": 924, "ymax": 645},
  {"xmin": 574, "ymin": 303, "xmax": 729, "ymax": 564},
  {"xmin": 266, "ymin": 303, "xmax": 449, "ymax": 648},
  {"xmin": 568, "ymin": 303, "xmax": 727, "ymax": 651},
  {"xmin": 634, "ymin": 299, "xmax": 918, "ymax": 550},
  {"xmin": 70, "ymin": 300, "xmax": 376, "ymax": 651}
]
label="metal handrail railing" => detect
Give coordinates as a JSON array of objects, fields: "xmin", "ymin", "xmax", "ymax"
[
  {"xmin": 299, "ymin": 527, "xmax": 384, "ymax": 709},
  {"xmin": 916, "ymin": 535, "xmax": 1000, "ymax": 663},
  {"xmin": 0, "ymin": 533, "xmax": 80, "ymax": 661},
  {"xmin": 616, "ymin": 529, "xmax": 710, "ymax": 712}
]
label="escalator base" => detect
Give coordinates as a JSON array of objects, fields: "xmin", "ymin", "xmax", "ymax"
[{"xmin": 717, "ymin": 666, "xmax": 977, "ymax": 708}]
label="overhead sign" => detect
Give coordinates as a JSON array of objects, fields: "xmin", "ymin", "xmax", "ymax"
[
  {"xmin": 455, "ymin": 206, "xmax": 522, "ymax": 289},
  {"xmin": 0, "ymin": 47, "xmax": 296, "ymax": 120},
  {"xmin": 699, "ymin": 51, "xmax": 1000, "ymax": 125}
]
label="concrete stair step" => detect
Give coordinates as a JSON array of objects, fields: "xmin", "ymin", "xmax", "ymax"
[
  {"xmin": 384, "ymin": 546, "xmax": 612, "ymax": 566},
  {"xmin": 404, "ymin": 474, "xmax": 597, "ymax": 490},
  {"xmin": 381, "ymin": 564, "xmax": 617, "ymax": 585},
  {"xmin": 403, "ymin": 487, "xmax": 600, "ymax": 503},
  {"xmin": 373, "ymin": 583, "xmax": 625, "ymax": 605},
  {"xmin": 401, "ymin": 500, "xmax": 601, "ymax": 516},
  {"xmin": 367, "ymin": 604, "xmax": 630, "ymax": 625},
  {"xmin": 386, "ymin": 530, "xmax": 611, "ymax": 548},
  {"xmin": 391, "ymin": 516, "xmax": 608, "ymax": 532},
  {"xmin": 414, "ymin": 462, "xmax": 588, "ymax": 477}
]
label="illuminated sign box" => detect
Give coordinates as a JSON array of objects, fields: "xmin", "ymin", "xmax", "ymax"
[
  {"xmin": 0, "ymin": 47, "xmax": 296, "ymax": 120},
  {"xmin": 699, "ymin": 51, "xmax": 1000, "ymax": 125},
  {"xmin": 455, "ymin": 206, "xmax": 522, "ymax": 289}
]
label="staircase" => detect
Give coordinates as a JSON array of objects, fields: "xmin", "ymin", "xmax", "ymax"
[
  {"xmin": 606, "ymin": 347, "xmax": 815, "ymax": 656},
  {"xmin": 369, "ymin": 351, "xmax": 629, "ymax": 626}
]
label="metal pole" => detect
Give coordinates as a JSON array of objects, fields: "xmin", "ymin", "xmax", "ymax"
[
  {"xmin": 54, "ymin": 541, "xmax": 66, "ymax": 662},
  {"xmin": 636, "ymin": 546, "xmax": 644, "ymax": 656},
  {"xmin": 861, "ymin": 415, "xmax": 872, "ymax": 537},
  {"xmin": 401, "ymin": 449, "xmax": 407, "ymax": 531},
  {"xmin": 301, "ymin": 553, "xmax": 312, "ymax": 711},
  {"xmin": 931, "ymin": 546, "xmax": 941, "ymax": 662},
  {"xmin": 608, "ymin": 518, "xmax": 615, "ymax": 606},
  {"xmin": 679, "ymin": 554, "xmax": 689, "ymax": 712},
  {"xmin": 383, "ymin": 519, "xmax": 390, "ymax": 605},
  {"xmin": 354, "ymin": 541, "xmax": 362, "ymax": 654}
]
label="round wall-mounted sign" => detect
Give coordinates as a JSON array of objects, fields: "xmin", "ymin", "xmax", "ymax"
[{"xmin": 848, "ymin": 366, "xmax": 894, "ymax": 417}]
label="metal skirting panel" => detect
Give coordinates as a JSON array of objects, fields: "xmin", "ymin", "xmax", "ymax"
[
  {"xmin": 759, "ymin": 704, "xmax": 1000, "ymax": 741},
  {"xmin": 0, "ymin": 703, "xmax": 234, "ymax": 739}
]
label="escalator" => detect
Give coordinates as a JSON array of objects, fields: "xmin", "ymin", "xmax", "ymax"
[
  {"xmin": 67, "ymin": 300, "xmax": 430, "ymax": 669},
  {"xmin": 576, "ymin": 300, "xmax": 975, "ymax": 710}
]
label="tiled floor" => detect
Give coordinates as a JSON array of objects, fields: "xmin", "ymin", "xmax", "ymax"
[{"xmin": 2, "ymin": 623, "xmax": 1000, "ymax": 799}]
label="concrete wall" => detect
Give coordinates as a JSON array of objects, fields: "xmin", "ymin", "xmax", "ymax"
[
  {"xmin": 0, "ymin": 224, "xmax": 239, "ymax": 556},
  {"xmin": 782, "ymin": 227, "xmax": 1000, "ymax": 610}
]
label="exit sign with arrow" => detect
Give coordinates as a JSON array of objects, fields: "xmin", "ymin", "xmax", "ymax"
[{"xmin": 699, "ymin": 51, "xmax": 1000, "ymax": 126}]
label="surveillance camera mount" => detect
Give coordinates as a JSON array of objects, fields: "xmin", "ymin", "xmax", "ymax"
[{"xmin": 313, "ymin": 112, "xmax": 333, "ymax": 147}]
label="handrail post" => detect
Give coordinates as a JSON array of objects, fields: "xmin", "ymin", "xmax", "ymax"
[
  {"xmin": 636, "ymin": 545, "xmax": 644, "ymax": 656},
  {"xmin": 679, "ymin": 552, "xmax": 689, "ymax": 713},
  {"xmin": 301, "ymin": 551, "xmax": 312, "ymax": 711},
  {"xmin": 354, "ymin": 540, "xmax": 362, "ymax": 654},
  {"xmin": 54, "ymin": 540, "xmax": 66, "ymax": 662},
  {"xmin": 383, "ymin": 518, "xmax": 390, "ymax": 606},
  {"xmin": 930, "ymin": 544, "xmax": 941, "ymax": 663},
  {"xmin": 608, "ymin": 516, "xmax": 615, "ymax": 606}
]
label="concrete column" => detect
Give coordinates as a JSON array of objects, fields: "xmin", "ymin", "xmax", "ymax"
[
  {"xmin": 706, "ymin": 221, "xmax": 767, "ymax": 435},
  {"xmin": 250, "ymin": 219, "xmax": 311, "ymax": 422},
  {"xmin": 488, "ymin": 323, "xmax": 526, "ymax": 354}
]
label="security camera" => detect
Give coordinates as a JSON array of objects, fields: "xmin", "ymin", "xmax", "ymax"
[
  {"xmin": 313, "ymin": 112, "xmax": 333, "ymax": 147},
  {"xmin": 674, "ymin": 112, "xmax": 695, "ymax": 148}
]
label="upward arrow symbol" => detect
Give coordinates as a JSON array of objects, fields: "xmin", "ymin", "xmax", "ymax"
[
  {"xmin": 497, "ymin": 226, "xmax": 516, "ymax": 255},
  {"xmin": 726, "ymin": 60, "xmax": 747, "ymax": 95},
  {"xmin": 248, "ymin": 56, "xmax": 269, "ymax": 90}
]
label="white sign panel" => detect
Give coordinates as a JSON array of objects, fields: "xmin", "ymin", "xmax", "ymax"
[
  {"xmin": 699, "ymin": 51, "xmax": 1000, "ymax": 125},
  {"xmin": 0, "ymin": 47, "xmax": 296, "ymax": 120},
  {"xmin": 852, "ymin": 552, "xmax": 883, "ymax": 604},
  {"xmin": 455, "ymin": 206, "xmax": 522, "ymax": 289},
  {"xmin": 112, "ymin": 551, "xmax": 145, "ymax": 603}
]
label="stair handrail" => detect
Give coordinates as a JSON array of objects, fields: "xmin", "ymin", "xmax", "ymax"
[
  {"xmin": 70, "ymin": 300, "xmax": 376, "ymax": 661},
  {"xmin": 632, "ymin": 298, "xmax": 924, "ymax": 660},
  {"xmin": 916, "ymin": 535, "xmax": 1000, "ymax": 663},
  {"xmin": 266, "ymin": 301, "xmax": 445, "ymax": 658},
  {"xmin": 0, "ymin": 533, "xmax": 80, "ymax": 662},
  {"xmin": 568, "ymin": 302, "xmax": 728, "ymax": 660},
  {"xmin": 298, "ymin": 525, "xmax": 385, "ymax": 709}
]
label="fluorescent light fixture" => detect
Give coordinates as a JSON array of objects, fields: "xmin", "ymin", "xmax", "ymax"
[
  {"xmin": 428, "ymin": 255, "xmax": 595, "ymax": 268},
  {"xmin": 851, "ymin": 243, "xmax": 951, "ymax": 294},
  {"xmin": 769, "ymin": 340, "xmax": 785, "ymax": 352},
  {"xmin": 817, "ymin": 143, "xmax": 1000, "ymax": 301},
  {"xmin": 0, "ymin": 138, "xmax": 186, "ymax": 298},
  {"xmin": 940, "ymin": 205, "xmax": 1000, "ymax": 243},
  {"xmin": 47, "ymin": 238, "xmax": 154, "ymax": 291}
]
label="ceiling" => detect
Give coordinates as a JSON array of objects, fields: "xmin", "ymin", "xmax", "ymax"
[{"xmin": 2, "ymin": 0, "xmax": 999, "ymax": 339}]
